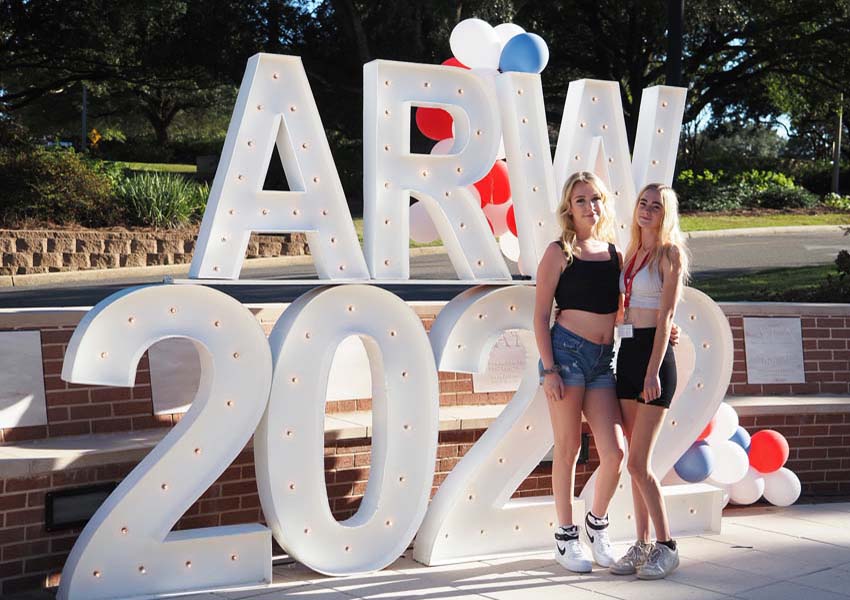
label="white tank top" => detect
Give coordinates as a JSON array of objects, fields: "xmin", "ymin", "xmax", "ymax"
[{"xmin": 619, "ymin": 263, "xmax": 662, "ymax": 309}]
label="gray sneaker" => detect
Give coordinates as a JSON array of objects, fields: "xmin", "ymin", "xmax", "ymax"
[
  {"xmin": 610, "ymin": 540, "xmax": 651, "ymax": 575},
  {"xmin": 636, "ymin": 543, "xmax": 679, "ymax": 580}
]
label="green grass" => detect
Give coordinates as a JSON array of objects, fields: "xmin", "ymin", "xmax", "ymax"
[
  {"xmin": 108, "ymin": 161, "xmax": 197, "ymax": 173},
  {"xmin": 681, "ymin": 213, "xmax": 850, "ymax": 231},
  {"xmin": 692, "ymin": 264, "xmax": 838, "ymax": 301}
]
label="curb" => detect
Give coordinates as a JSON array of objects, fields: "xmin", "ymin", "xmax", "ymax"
[
  {"xmin": 685, "ymin": 224, "xmax": 848, "ymax": 238},
  {"xmin": 2, "ymin": 226, "xmax": 846, "ymax": 289},
  {"xmin": 0, "ymin": 245, "xmax": 448, "ymax": 289}
]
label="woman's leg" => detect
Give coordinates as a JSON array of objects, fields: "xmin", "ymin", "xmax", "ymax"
[
  {"xmin": 626, "ymin": 403, "xmax": 670, "ymax": 541},
  {"xmin": 620, "ymin": 400, "xmax": 651, "ymax": 543},
  {"xmin": 547, "ymin": 385, "xmax": 585, "ymax": 526},
  {"xmin": 582, "ymin": 387, "xmax": 625, "ymax": 517}
]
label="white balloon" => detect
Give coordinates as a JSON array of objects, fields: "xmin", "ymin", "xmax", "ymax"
[
  {"xmin": 431, "ymin": 137, "xmax": 455, "ymax": 155},
  {"xmin": 763, "ymin": 467, "xmax": 801, "ymax": 507},
  {"xmin": 709, "ymin": 439, "xmax": 749, "ymax": 485},
  {"xmin": 499, "ymin": 231, "xmax": 520, "ymax": 262},
  {"xmin": 729, "ymin": 467, "xmax": 765, "ymax": 505},
  {"xmin": 706, "ymin": 403, "xmax": 738, "ymax": 444},
  {"xmin": 494, "ymin": 23, "xmax": 525, "ymax": 50},
  {"xmin": 482, "ymin": 199, "xmax": 511, "ymax": 236},
  {"xmin": 496, "ymin": 136, "xmax": 506, "ymax": 160},
  {"xmin": 450, "ymin": 19, "xmax": 501, "ymax": 70},
  {"xmin": 467, "ymin": 185, "xmax": 482, "ymax": 206},
  {"xmin": 409, "ymin": 201, "xmax": 439, "ymax": 244}
]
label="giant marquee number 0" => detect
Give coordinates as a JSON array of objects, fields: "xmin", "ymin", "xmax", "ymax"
[{"xmin": 55, "ymin": 52, "xmax": 734, "ymax": 600}]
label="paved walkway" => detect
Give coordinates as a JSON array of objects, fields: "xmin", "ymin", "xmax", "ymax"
[{"xmin": 175, "ymin": 502, "xmax": 850, "ymax": 600}]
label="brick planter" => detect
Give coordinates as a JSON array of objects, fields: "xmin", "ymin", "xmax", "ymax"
[{"xmin": 0, "ymin": 229, "xmax": 309, "ymax": 276}]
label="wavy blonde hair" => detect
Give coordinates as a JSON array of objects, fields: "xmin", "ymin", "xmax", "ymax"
[
  {"xmin": 625, "ymin": 183, "xmax": 690, "ymax": 284},
  {"xmin": 557, "ymin": 171, "xmax": 618, "ymax": 266}
]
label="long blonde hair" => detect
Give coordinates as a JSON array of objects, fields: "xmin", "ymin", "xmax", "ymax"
[
  {"xmin": 558, "ymin": 171, "xmax": 618, "ymax": 266},
  {"xmin": 625, "ymin": 183, "xmax": 690, "ymax": 284}
]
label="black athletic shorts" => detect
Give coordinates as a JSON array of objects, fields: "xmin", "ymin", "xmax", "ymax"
[{"xmin": 616, "ymin": 327, "xmax": 677, "ymax": 409}]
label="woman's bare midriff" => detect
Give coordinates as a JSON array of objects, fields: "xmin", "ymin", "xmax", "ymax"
[
  {"xmin": 556, "ymin": 309, "xmax": 617, "ymax": 345},
  {"xmin": 626, "ymin": 306, "xmax": 660, "ymax": 328}
]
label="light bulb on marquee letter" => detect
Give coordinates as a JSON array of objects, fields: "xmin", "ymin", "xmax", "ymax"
[
  {"xmin": 552, "ymin": 80, "xmax": 685, "ymax": 246},
  {"xmin": 255, "ymin": 285, "xmax": 439, "ymax": 575},
  {"xmin": 414, "ymin": 285, "xmax": 567, "ymax": 565},
  {"xmin": 190, "ymin": 53, "xmax": 368, "ymax": 280},
  {"xmin": 631, "ymin": 86, "xmax": 686, "ymax": 192},
  {"xmin": 57, "ymin": 285, "xmax": 273, "ymax": 600},
  {"xmin": 580, "ymin": 288, "xmax": 731, "ymax": 541},
  {"xmin": 496, "ymin": 72, "xmax": 560, "ymax": 276},
  {"xmin": 363, "ymin": 60, "xmax": 510, "ymax": 280}
]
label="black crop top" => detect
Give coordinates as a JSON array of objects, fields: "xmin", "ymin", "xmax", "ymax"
[{"xmin": 554, "ymin": 243, "xmax": 620, "ymax": 314}]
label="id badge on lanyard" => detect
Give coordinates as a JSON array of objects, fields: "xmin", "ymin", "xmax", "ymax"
[{"xmin": 620, "ymin": 249, "xmax": 650, "ymax": 339}]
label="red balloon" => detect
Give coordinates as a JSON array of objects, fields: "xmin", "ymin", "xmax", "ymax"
[
  {"xmin": 748, "ymin": 430, "xmax": 789, "ymax": 473},
  {"xmin": 442, "ymin": 57, "xmax": 469, "ymax": 69},
  {"xmin": 415, "ymin": 107, "xmax": 453, "ymax": 141},
  {"xmin": 474, "ymin": 160, "xmax": 511, "ymax": 205},
  {"xmin": 697, "ymin": 418, "xmax": 715, "ymax": 441},
  {"xmin": 474, "ymin": 174, "xmax": 494, "ymax": 206},
  {"xmin": 506, "ymin": 204, "xmax": 517, "ymax": 236}
]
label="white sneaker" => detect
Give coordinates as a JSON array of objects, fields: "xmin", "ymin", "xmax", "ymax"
[
  {"xmin": 584, "ymin": 513, "xmax": 616, "ymax": 567},
  {"xmin": 610, "ymin": 540, "xmax": 651, "ymax": 575},
  {"xmin": 636, "ymin": 543, "xmax": 680, "ymax": 580},
  {"xmin": 555, "ymin": 538, "xmax": 593, "ymax": 573}
]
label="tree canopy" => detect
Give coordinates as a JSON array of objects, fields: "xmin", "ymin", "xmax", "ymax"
[{"xmin": 2, "ymin": 0, "xmax": 848, "ymax": 164}]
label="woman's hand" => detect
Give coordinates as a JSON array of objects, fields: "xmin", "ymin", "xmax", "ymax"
[
  {"xmin": 543, "ymin": 372, "xmax": 565, "ymax": 403},
  {"xmin": 642, "ymin": 372, "xmax": 661, "ymax": 404},
  {"xmin": 669, "ymin": 322, "xmax": 680, "ymax": 346}
]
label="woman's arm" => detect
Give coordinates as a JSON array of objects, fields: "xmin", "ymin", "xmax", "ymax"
[
  {"xmin": 615, "ymin": 248, "xmax": 625, "ymax": 325},
  {"xmin": 642, "ymin": 245, "xmax": 683, "ymax": 403},
  {"xmin": 535, "ymin": 243, "xmax": 565, "ymax": 402}
]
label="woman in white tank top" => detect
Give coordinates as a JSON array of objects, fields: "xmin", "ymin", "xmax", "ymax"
[{"xmin": 609, "ymin": 183, "xmax": 690, "ymax": 580}]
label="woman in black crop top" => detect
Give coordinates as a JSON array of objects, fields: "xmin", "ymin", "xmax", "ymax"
[{"xmin": 534, "ymin": 171, "xmax": 626, "ymax": 573}]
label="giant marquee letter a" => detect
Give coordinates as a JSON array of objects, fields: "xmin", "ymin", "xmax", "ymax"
[
  {"xmin": 190, "ymin": 53, "xmax": 368, "ymax": 280},
  {"xmin": 363, "ymin": 61, "xmax": 510, "ymax": 281}
]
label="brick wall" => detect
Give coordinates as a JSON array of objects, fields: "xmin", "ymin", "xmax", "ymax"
[
  {"xmin": 0, "ymin": 427, "xmax": 592, "ymax": 596},
  {"xmin": 726, "ymin": 311, "xmax": 850, "ymax": 396},
  {"xmin": 3, "ymin": 305, "xmax": 848, "ymax": 443},
  {"xmin": 0, "ymin": 229, "xmax": 309, "ymax": 276},
  {"xmin": 739, "ymin": 413, "xmax": 850, "ymax": 496},
  {"xmin": 0, "ymin": 302, "xmax": 848, "ymax": 594}
]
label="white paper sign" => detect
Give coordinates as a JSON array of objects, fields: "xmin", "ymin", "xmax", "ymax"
[
  {"xmin": 471, "ymin": 329, "xmax": 527, "ymax": 393},
  {"xmin": 0, "ymin": 331, "xmax": 47, "ymax": 428},
  {"xmin": 743, "ymin": 317, "xmax": 805, "ymax": 384}
]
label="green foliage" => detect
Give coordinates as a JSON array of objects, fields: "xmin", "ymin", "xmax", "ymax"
[
  {"xmin": 0, "ymin": 147, "xmax": 116, "ymax": 226},
  {"xmin": 732, "ymin": 170, "xmax": 795, "ymax": 191},
  {"xmin": 115, "ymin": 172, "xmax": 208, "ymax": 228},
  {"xmin": 677, "ymin": 167, "xmax": 820, "ymax": 211},
  {"xmin": 751, "ymin": 184, "xmax": 819, "ymax": 209},
  {"xmin": 824, "ymin": 193, "xmax": 850, "ymax": 211}
]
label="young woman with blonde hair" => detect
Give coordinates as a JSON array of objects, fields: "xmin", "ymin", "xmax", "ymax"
[
  {"xmin": 610, "ymin": 183, "xmax": 690, "ymax": 579},
  {"xmin": 534, "ymin": 171, "xmax": 625, "ymax": 572}
]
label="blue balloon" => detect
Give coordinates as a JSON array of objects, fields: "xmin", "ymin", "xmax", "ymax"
[
  {"xmin": 499, "ymin": 32, "xmax": 550, "ymax": 74},
  {"xmin": 674, "ymin": 441, "xmax": 715, "ymax": 483},
  {"xmin": 729, "ymin": 426, "xmax": 752, "ymax": 453}
]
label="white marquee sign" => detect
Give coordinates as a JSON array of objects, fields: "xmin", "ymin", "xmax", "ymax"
[{"xmin": 55, "ymin": 52, "xmax": 727, "ymax": 600}]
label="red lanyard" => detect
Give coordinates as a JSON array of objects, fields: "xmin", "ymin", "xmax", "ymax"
[{"xmin": 623, "ymin": 248, "xmax": 650, "ymax": 309}]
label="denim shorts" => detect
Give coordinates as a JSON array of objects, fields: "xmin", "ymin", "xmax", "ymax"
[{"xmin": 539, "ymin": 323, "xmax": 615, "ymax": 389}]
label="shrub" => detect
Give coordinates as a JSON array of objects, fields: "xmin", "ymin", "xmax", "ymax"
[
  {"xmin": 0, "ymin": 147, "xmax": 117, "ymax": 226},
  {"xmin": 752, "ymin": 185, "xmax": 819, "ymax": 209},
  {"xmin": 116, "ymin": 172, "xmax": 209, "ymax": 228},
  {"xmin": 732, "ymin": 170, "xmax": 795, "ymax": 192},
  {"xmin": 824, "ymin": 193, "xmax": 850, "ymax": 211}
]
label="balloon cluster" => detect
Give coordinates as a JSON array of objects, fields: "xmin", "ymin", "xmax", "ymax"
[
  {"xmin": 409, "ymin": 18, "xmax": 550, "ymax": 268},
  {"xmin": 672, "ymin": 403, "xmax": 801, "ymax": 507}
]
